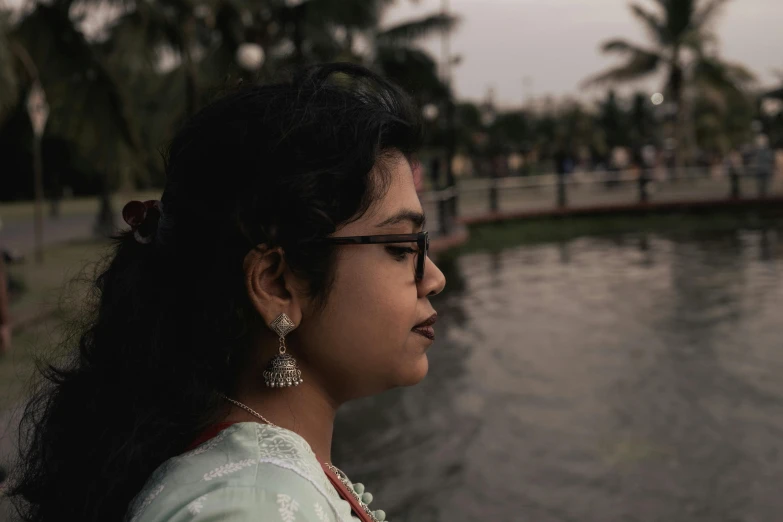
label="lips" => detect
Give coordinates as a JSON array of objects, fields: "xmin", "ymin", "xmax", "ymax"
[
  {"xmin": 412, "ymin": 313, "xmax": 437, "ymax": 341},
  {"xmin": 414, "ymin": 313, "xmax": 438, "ymax": 328}
]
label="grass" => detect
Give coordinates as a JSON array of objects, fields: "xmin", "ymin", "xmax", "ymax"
[
  {"xmin": 7, "ymin": 240, "xmax": 111, "ymax": 322},
  {"xmin": 1, "ymin": 240, "xmax": 109, "ymax": 412},
  {"xmin": 0, "ymin": 190, "xmax": 161, "ymax": 224},
  {"xmin": 451, "ymin": 209, "xmax": 783, "ymax": 256},
  {"xmin": 0, "ymin": 317, "xmax": 63, "ymax": 413}
]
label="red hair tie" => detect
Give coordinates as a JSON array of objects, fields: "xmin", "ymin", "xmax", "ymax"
[{"xmin": 122, "ymin": 200, "xmax": 163, "ymax": 244}]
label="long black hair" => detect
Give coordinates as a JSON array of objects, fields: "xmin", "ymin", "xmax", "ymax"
[{"xmin": 7, "ymin": 63, "xmax": 422, "ymax": 522}]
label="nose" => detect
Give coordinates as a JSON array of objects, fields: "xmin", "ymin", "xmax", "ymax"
[{"xmin": 419, "ymin": 255, "xmax": 446, "ymax": 297}]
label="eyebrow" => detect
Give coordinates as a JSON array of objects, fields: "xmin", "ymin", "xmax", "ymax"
[{"xmin": 376, "ymin": 209, "xmax": 427, "ymax": 229}]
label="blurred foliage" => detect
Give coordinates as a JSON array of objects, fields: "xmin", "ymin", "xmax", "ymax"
[
  {"xmin": 0, "ymin": 0, "xmax": 456, "ymax": 201},
  {"xmin": 0, "ymin": 0, "xmax": 777, "ymax": 203},
  {"xmin": 584, "ymin": 0, "xmax": 758, "ymax": 163},
  {"xmin": 446, "ymin": 89, "xmax": 659, "ymax": 173}
]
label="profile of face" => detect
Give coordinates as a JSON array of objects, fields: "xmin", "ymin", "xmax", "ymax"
[{"xmin": 244, "ymin": 153, "xmax": 447, "ymax": 403}]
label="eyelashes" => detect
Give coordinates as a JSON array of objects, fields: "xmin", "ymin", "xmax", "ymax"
[{"xmin": 385, "ymin": 246, "xmax": 418, "ymax": 261}]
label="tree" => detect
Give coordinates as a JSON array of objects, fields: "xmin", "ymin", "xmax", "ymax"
[
  {"xmin": 597, "ymin": 90, "xmax": 628, "ymax": 153},
  {"xmin": 0, "ymin": 13, "xmax": 20, "ymax": 124},
  {"xmin": 583, "ymin": 0, "xmax": 755, "ymax": 166},
  {"xmin": 628, "ymin": 92, "xmax": 657, "ymax": 152},
  {"xmin": 2, "ymin": 1, "xmax": 145, "ymax": 231},
  {"xmin": 373, "ymin": 10, "xmax": 458, "ymax": 105}
]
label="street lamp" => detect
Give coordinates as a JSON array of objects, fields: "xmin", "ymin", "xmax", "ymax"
[
  {"xmin": 761, "ymin": 98, "xmax": 783, "ymax": 118},
  {"xmin": 422, "ymin": 103, "xmax": 451, "ymax": 233},
  {"xmin": 236, "ymin": 43, "xmax": 265, "ymax": 71},
  {"xmin": 479, "ymin": 103, "xmax": 496, "ymax": 128},
  {"xmin": 26, "ymin": 81, "xmax": 48, "ymax": 264},
  {"xmin": 422, "ymin": 103, "xmax": 439, "ymax": 122}
]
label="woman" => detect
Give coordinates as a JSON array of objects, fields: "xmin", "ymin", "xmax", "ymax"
[{"xmin": 8, "ymin": 63, "xmax": 446, "ymax": 522}]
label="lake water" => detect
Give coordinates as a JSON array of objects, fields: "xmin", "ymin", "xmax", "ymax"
[{"xmin": 334, "ymin": 225, "xmax": 783, "ymax": 522}]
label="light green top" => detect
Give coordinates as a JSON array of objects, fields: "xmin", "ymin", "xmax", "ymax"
[{"xmin": 125, "ymin": 422, "xmax": 360, "ymax": 522}]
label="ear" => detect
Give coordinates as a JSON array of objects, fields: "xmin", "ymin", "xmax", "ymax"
[{"xmin": 243, "ymin": 245, "xmax": 304, "ymax": 331}]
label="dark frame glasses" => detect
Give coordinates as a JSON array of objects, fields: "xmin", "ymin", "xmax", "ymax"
[{"xmin": 318, "ymin": 231, "xmax": 429, "ymax": 281}]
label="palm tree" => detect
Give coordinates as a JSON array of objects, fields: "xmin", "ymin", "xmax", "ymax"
[
  {"xmin": 373, "ymin": 10, "xmax": 458, "ymax": 105},
  {"xmin": 264, "ymin": 0, "xmax": 459, "ymax": 105},
  {"xmin": 107, "ymin": 0, "xmax": 229, "ymax": 119},
  {"xmin": 584, "ymin": 0, "xmax": 754, "ymax": 167},
  {"xmin": 2, "ymin": 1, "xmax": 145, "ymax": 232},
  {"xmin": 0, "ymin": 13, "xmax": 20, "ymax": 124},
  {"xmin": 628, "ymin": 91, "xmax": 658, "ymax": 152}
]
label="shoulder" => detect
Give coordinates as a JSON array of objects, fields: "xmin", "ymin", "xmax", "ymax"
[{"xmin": 126, "ymin": 422, "xmax": 355, "ymax": 522}]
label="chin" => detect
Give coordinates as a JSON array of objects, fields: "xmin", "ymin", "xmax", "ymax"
[{"xmin": 395, "ymin": 354, "xmax": 429, "ymax": 387}]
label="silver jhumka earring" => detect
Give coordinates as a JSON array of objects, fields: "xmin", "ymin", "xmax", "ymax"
[{"xmin": 263, "ymin": 313, "xmax": 303, "ymax": 388}]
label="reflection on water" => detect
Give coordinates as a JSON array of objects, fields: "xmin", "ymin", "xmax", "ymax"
[{"xmin": 334, "ymin": 227, "xmax": 783, "ymax": 522}]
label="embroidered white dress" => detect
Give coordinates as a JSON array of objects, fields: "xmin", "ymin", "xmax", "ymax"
[{"xmin": 125, "ymin": 422, "xmax": 359, "ymax": 522}]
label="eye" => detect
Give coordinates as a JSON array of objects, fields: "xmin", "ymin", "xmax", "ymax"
[{"xmin": 385, "ymin": 246, "xmax": 417, "ymax": 261}]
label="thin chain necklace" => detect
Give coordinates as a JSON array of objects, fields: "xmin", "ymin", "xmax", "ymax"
[
  {"xmin": 220, "ymin": 394, "xmax": 384, "ymax": 522},
  {"xmin": 222, "ymin": 395, "xmax": 278, "ymax": 427}
]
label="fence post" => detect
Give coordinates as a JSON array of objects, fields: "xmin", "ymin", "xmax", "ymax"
[
  {"xmin": 431, "ymin": 157, "xmax": 452, "ymax": 236},
  {"xmin": 438, "ymin": 193, "xmax": 450, "ymax": 235},
  {"xmin": 489, "ymin": 170, "xmax": 499, "ymax": 213},
  {"xmin": 638, "ymin": 168, "xmax": 650, "ymax": 203},
  {"xmin": 556, "ymin": 172, "xmax": 567, "ymax": 208},
  {"xmin": 444, "ymin": 98, "xmax": 458, "ymax": 230},
  {"xmin": 729, "ymin": 168, "xmax": 741, "ymax": 200}
]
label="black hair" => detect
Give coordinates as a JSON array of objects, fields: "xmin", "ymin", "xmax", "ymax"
[{"xmin": 7, "ymin": 62, "xmax": 422, "ymax": 522}]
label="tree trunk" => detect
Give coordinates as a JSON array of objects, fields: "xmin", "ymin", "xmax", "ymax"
[
  {"xmin": 32, "ymin": 133, "xmax": 44, "ymax": 263},
  {"xmin": 293, "ymin": 15, "xmax": 304, "ymax": 65},
  {"xmin": 183, "ymin": 17, "xmax": 199, "ymax": 117},
  {"xmin": 94, "ymin": 174, "xmax": 115, "ymax": 238},
  {"xmin": 444, "ymin": 96, "xmax": 458, "ymax": 229},
  {"xmin": 49, "ymin": 169, "xmax": 62, "ymax": 218},
  {"xmin": 668, "ymin": 52, "xmax": 685, "ymax": 178}
]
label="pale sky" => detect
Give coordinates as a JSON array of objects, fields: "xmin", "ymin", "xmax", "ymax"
[{"xmin": 383, "ymin": 0, "xmax": 783, "ymax": 106}]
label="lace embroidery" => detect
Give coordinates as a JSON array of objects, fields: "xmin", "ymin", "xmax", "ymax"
[
  {"xmin": 203, "ymin": 458, "xmax": 257, "ymax": 481},
  {"xmin": 130, "ymin": 424, "xmax": 356, "ymax": 522},
  {"xmin": 182, "ymin": 427, "xmax": 232, "ymax": 458},
  {"xmin": 128, "ymin": 483, "xmax": 165, "ymax": 522},
  {"xmin": 257, "ymin": 425, "xmax": 339, "ymax": 500},
  {"xmin": 277, "ymin": 493, "xmax": 300, "ymax": 522},
  {"xmin": 314, "ymin": 502, "xmax": 331, "ymax": 522},
  {"xmin": 256, "ymin": 458, "xmax": 349, "ymax": 521},
  {"xmin": 187, "ymin": 495, "xmax": 207, "ymax": 515},
  {"xmin": 255, "ymin": 425, "xmax": 351, "ymax": 519}
]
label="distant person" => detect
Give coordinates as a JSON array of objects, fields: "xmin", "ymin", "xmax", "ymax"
[
  {"xmin": 0, "ymin": 256, "xmax": 10, "ymax": 356},
  {"xmin": 724, "ymin": 149, "xmax": 744, "ymax": 199},
  {"xmin": 6, "ymin": 64, "xmax": 446, "ymax": 522},
  {"xmin": 753, "ymin": 134, "xmax": 775, "ymax": 198}
]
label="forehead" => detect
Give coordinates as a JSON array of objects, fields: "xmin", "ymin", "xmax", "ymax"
[
  {"xmin": 335, "ymin": 154, "xmax": 423, "ymax": 235},
  {"xmin": 369, "ymin": 155, "xmax": 421, "ymax": 217}
]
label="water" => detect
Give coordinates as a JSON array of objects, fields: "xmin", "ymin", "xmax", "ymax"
[{"xmin": 334, "ymin": 226, "xmax": 783, "ymax": 522}]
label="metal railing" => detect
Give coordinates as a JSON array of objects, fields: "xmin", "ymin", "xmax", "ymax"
[{"xmin": 420, "ymin": 167, "xmax": 783, "ymax": 235}]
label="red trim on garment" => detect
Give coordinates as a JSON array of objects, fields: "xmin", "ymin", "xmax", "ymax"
[
  {"xmin": 186, "ymin": 421, "xmax": 239, "ymax": 451},
  {"xmin": 321, "ymin": 463, "xmax": 375, "ymax": 522}
]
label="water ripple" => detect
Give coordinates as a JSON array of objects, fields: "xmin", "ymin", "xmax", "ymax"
[{"xmin": 335, "ymin": 228, "xmax": 783, "ymax": 522}]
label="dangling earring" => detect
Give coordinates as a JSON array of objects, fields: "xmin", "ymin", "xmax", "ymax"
[{"xmin": 263, "ymin": 313, "xmax": 303, "ymax": 388}]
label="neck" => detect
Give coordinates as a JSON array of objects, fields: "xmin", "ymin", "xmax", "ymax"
[{"xmin": 224, "ymin": 379, "xmax": 338, "ymax": 464}]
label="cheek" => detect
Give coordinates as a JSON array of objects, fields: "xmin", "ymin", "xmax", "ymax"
[
  {"xmin": 306, "ymin": 250, "xmax": 419, "ymax": 385},
  {"xmin": 333, "ymin": 250, "xmax": 414, "ymax": 346}
]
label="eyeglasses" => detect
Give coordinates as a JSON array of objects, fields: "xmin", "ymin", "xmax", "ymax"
[{"xmin": 318, "ymin": 231, "xmax": 429, "ymax": 281}]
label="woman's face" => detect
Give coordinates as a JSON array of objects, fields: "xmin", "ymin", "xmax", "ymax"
[{"xmin": 297, "ymin": 154, "xmax": 447, "ymax": 401}]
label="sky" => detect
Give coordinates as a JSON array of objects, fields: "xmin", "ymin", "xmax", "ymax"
[{"xmin": 382, "ymin": 0, "xmax": 783, "ymax": 107}]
